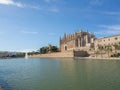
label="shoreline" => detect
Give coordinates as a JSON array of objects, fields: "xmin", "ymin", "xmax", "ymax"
[
  {"xmin": 74, "ymin": 57, "xmax": 120, "ymax": 60},
  {"xmin": 29, "ymin": 51, "xmax": 74, "ymax": 58},
  {"xmin": 29, "ymin": 54, "xmax": 120, "ymax": 60},
  {"xmin": 29, "ymin": 50, "xmax": 120, "ymax": 60}
]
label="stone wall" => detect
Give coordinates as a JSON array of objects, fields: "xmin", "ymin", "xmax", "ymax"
[
  {"xmin": 95, "ymin": 35, "xmax": 120, "ymax": 50},
  {"xmin": 29, "ymin": 51, "xmax": 74, "ymax": 58},
  {"xmin": 74, "ymin": 51, "xmax": 90, "ymax": 57},
  {"xmin": 29, "ymin": 50, "xmax": 91, "ymax": 58}
]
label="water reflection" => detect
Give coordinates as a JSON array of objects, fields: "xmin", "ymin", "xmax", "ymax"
[{"xmin": 0, "ymin": 58, "xmax": 120, "ymax": 90}]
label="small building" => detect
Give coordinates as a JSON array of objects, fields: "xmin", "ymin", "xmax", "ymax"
[{"xmin": 95, "ymin": 34, "xmax": 120, "ymax": 50}]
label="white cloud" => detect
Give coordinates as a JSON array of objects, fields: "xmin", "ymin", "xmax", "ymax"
[
  {"xmin": 90, "ymin": 0, "xmax": 102, "ymax": 6},
  {"xmin": 99, "ymin": 25, "xmax": 120, "ymax": 31},
  {"xmin": 0, "ymin": 0, "xmax": 24, "ymax": 7},
  {"xmin": 30, "ymin": 6, "xmax": 59, "ymax": 13},
  {"xmin": 48, "ymin": 32, "xmax": 56, "ymax": 35},
  {"xmin": 43, "ymin": 0, "xmax": 56, "ymax": 3},
  {"xmin": 102, "ymin": 11, "xmax": 120, "ymax": 15},
  {"xmin": 44, "ymin": 0, "xmax": 51, "ymax": 3},
  {"xmin": 21, "ymin": 31, "xmax": 38, "ymax": 34},
  {"xmin": 95, "ymin": 25, "xmax": 120, "ymax": 36},
  {"xmin": 30, "ymin": 6, "xmax": 43, "ymax": 10},
  {"xmin": 18, "ymin": 49, "xmax": 36, "ymax": 52},
  {"xmin": 0, "ymin": 0, "xmax": 59, "ymax": 13}
]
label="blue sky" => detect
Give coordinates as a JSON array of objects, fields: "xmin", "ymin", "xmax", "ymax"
[{"xmin": 0, "ymin": 0, "xmax": 120, "ymax": 51}]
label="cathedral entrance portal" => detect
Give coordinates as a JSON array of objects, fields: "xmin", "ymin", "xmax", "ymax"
[{"xmin": 65, "ymin": 46, "xmax": 67, "ymax": 51}]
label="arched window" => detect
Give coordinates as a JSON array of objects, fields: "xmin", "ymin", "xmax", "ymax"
[{"xmin": 76, "ymin": 39, "xmax": 78, "ymax": 47}]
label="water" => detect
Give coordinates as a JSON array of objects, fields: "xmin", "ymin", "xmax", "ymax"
[
  {"xmin": 25, "ymin": 52, "xmax": 28, "ymax": 59},
  {"xmin": 0, "ymin": 58, "xmax": 120, "ymax": 90}
]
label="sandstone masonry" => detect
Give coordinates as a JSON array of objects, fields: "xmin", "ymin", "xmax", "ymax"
[{"xmin": 60, "ymin": 30, "xmax": 120, "ymax": 52}]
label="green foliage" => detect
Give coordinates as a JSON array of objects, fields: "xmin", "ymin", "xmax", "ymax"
[
  {"xmin": 39, "ymin": 45, "xmax": 58, "ymax": 54},
  {"xmin": 40, "ymin": 47, "xmax": 49, "ymax": 54},
  {"xmin": 16, "ymin": 53, "xmax": 25, "ymax": 57},
  {"xmin": 113, "ymin": 44, "xmax": 120, "ymax": 50},
  {"xmin": 111, "ymin": 53, "xmax": 120, "ymax": 57},
  {"xmin": 28, "ymin": 51, "xmax": 39, "ymax": 55},
  {"xmin": 50, "ymin": 46, "xmax": 58, "ymax": 52}
]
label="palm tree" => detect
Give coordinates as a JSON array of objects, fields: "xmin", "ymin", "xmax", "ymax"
[
  {"xmin": 94, "ymin": 50, "xmax": 99, "ymax": 58},
  {"xmin": 97, "ymin": 45, "xmax": 104, "ymax": 58},
  {"xmin": 113, "ymin": 43, "xmax": 120, "ymax": 54},
  {"xmin": 104, "ymin": 45, "xmax": 112, "ymax": 57},
  {"xmin": 113, "ymin": 43, "xmax": 118, "ymax": 54}
]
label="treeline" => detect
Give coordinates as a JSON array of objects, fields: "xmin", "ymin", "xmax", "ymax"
[
  {"xmin": 0, "ymin": 52, "xmax": 25, "ymax": 58},
  {"xmin": 28, "ymin": 45, "xmax": 59, "ymax": 55},
  {"xmin": 39, "ymin": 45, "xmax": 58, "ymax": 54},
  {"xmin": 28, "ymin": 51, "xmax": 39, "ymax": 56},
  {"xmin": 15, "ymin": 53, "xmax": 25, "ymax": 57}
]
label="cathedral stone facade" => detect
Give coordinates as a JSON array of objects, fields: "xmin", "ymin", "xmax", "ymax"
[
  {"xmin": 60, "ymin": 29, "xmax": 120, "ymax": 54},
  {"xmin": 60, "ymin": 30, "xmax": 95, "ymax": 52}
]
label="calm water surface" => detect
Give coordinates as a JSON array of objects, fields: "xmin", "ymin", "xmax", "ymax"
[{"xmin": 0, "ymin": 58, "xmax": 120, "ymax": 90}]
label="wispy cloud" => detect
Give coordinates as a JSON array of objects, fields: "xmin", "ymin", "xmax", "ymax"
[
  {"xmin": 95, "ymin": 25, "xmax": 120, "ymax": 36},
  {"xmin": 44, "ymin": 0, "xmax": 51, "ymax": 3},
  {"xmin": 29, "ymin": 6, "xmax": 59, "ymax": 13},
  {"xmin": 29, "ymin": 6, "xmax": 43, "ymax": 10},
  {"xmin": 21, "ymin": 31, "xmax": 38, "ymax": 34},
  {"xmin": 0, "ymin": 0, "xmax": 25, "ymax": 7},
  {"xmin": 89, "ymin": 0, "xmax": 102, "ymax": 6},
  {"xmin": 18, "ymin": 49, "xmax": 36, "ymax": 52},
  {"xmin": 102, "ymin": 11, "xmax": 120, "ymax": 15},
  {"xmin": 48, "ymin": 32, "xmax": 56, "ymax": 35},
  {"xmin": 99, "ymin": 25, "xmax": 120, "ymax": 31},
  {"xmin": 0, "ymin": 0, "xmax": 59, "ymax": 13},
  {"xmin": 43, "ymin": 0, "xmax": 56, "ymax": 3}
]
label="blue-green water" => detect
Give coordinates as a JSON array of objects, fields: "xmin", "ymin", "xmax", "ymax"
[{"xmin": 0, "ymin": 58, "xmax": 120, "ymax": 90}]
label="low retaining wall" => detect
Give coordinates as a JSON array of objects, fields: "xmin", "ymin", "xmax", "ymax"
[
  {"xmin": 74, "ymin": 51, "xmax": 89, "ymax": 57},
  {"xmin": 29, "ymin": 51, "xmax": 74, "ymax": 58},
  {"xmin": 29, "ymin": 50, "xmax": 91, "ymax": 58}
]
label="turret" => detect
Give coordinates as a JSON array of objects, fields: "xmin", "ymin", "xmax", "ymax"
[
  {"xmin": 64, "ymin": 33, "xmax": 66, "ymax": 39},
  {"xmin": 80, "ymin": 29, "xmax": 82, "ymax": 32},
  {"xmin": 60, "ymin": 36, "xmax": 61, "ymax": 44},
  {"xmin": 86, "ymin": 29, "xmax": 88, "ymax": 33}
]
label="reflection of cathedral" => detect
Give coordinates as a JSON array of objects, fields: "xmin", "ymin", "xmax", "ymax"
[{"xmin": 60, "ymin": 30, "xmax": 95, "ymax": 52}]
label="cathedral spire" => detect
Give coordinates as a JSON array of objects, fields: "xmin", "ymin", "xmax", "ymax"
[
  {"xmin": 64, "ymin": 33, "xmax": 67, "ymax": 39},
  {"xmin": 60, "ymin": 36, "xmax": 61, "ymax": 40},
  {"xmin": 80, "ymin": 29, "xmax": 82, "ymax": 32},
  {"xmin": 86, "ymin": 29, "xmax": 88, "ymax": 33}
]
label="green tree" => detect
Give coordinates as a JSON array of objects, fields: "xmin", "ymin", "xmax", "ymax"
[
  {"xmin": 50, "ymin": 46, "xmax": 58, "ymax": 52},
  {"xmin": 113, "ymin": 43, "xmax": 120, "ymax": 54},
  {"xmin": 39, "ymin": 45, "xmax": 58, "ymax": 54},
  {"xmin": 98, "ymin": 45, "xmax": 104, "ymax": 58},
  {"xmin": 40, "ymin": 47, "xmax": 49, "ymax": 54},
  {"xmin": 104, "ymin": 45, "xmax": 112, "ymax": 57}
]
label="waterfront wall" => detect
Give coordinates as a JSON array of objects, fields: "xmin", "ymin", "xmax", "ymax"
[
  {"xmin": 29, "ymin": 50, "xmax": 91, "ymax": 58},
  {"xmin": 74, "ymin": 51, "xmax": 90, "ymax": 57},
  {"xmin": 29, "ymin": 51, "xmax": 74, "ymax": 58}
]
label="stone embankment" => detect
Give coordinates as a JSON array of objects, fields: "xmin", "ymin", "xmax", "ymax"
[
  {"xmin": 29, "ymin": 51, "xmax": 74, "ymax": 58},
  {"xmin": 29, "ymin": 50, "xmax": 90, "ymax": 58},
  {"xmin": 29, "ymin": 50, "xmax": 120, "ymax": 59}
]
